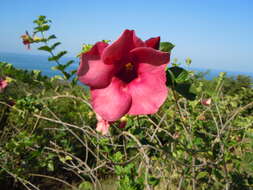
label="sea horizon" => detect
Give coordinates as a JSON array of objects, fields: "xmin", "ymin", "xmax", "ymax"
[{"xmin": 1, "ymin": 51, "xmax": 253, "ymax": 80}]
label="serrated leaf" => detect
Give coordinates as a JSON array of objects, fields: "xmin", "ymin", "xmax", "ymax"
[{"xmin": 160, "ymin": 42, "xmax": 175, "ymax": 53}]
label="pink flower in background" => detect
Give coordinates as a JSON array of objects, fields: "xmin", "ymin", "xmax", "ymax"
[
  {"xmin": 78, "ymin": 29, "xmax": 170, "ymax": 122},
  {"xmin": 0, "ymin": 79, "xmax": 8, "ymax": 92},
  {"xmin": 21, "ymin": 31, "xmax": 32, "ymax": 49},
  {"xmin": 201, "ymin": 98, "xmax": 212, "ymax": 106}
]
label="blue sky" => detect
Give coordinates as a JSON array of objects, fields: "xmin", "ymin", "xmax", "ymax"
[{"xmin": 1, "ymin": 0, "xmax": 252, "ymax": 72}]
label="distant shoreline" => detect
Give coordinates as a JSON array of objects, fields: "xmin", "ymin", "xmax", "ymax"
[{"xmin": 1, "ymin": 52, "xmax": 252, "ymax": 80}]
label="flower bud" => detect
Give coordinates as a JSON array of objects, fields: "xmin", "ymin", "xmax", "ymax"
[
  {"xmin": 33, "ymin": 36, "xmax": 42, "ymax": 42},
  {"xmin": 201, "ymin": 98, "xmax": 211, "ymax": 106},
  {"xmin": 118, "ymin": 116, "xmax": 128, "ymax": 128},
  {"xmin": 0, "ymin": 78, "xmax": 8, "ymax": 92},
  {"xmin": 88, "ymin": 111, "xmax": 94, "ymax": 119}
]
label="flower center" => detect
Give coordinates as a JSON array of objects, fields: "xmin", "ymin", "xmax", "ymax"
[
  {"xmin": 125, "ymin": 62, "xmax": 134, "ymax": 71},
  {"xmin": 115, "ymin": 62, "xmax": 138, "ymax": 83}
]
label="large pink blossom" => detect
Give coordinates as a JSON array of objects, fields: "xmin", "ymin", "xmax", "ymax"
[{"xmin": 78, "ymin": 30, "xmax": 170, "ymax": 121}]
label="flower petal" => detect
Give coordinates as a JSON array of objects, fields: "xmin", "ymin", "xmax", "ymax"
[
  {"xmin": 145, "ymin": 37, "xmax": 160, "ymax": 50},
  {"xmin": 91, "ymin": 77, "xmax": 132, "ymax": 121},
  {"xmin": 127, "ymin": 65, "xmax": 168, "ymax": 115},
  {"xmin": 130, "ymin": 47, "xmax": 170, "ymax": 66},
  {"xmin": 77, "ymin": 42, "xmax": 115, "ymax": 89},
  {"xmin": 96, "ymin": 120, "xmax": 110, "ymax": 135},
  {"xmin": 102, "ymin": 30, "xmax": 144, "ymax": 65}
]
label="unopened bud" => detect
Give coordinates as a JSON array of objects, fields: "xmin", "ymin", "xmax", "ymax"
[
  {"xmin": 33, "ymin": 36, "xmax": 42, "ymax": 42},
  {"xmin": 88, "ymin": 111, "xmax": 94, "ymax": 119},
  {"xmin": 120, "ymin": 116, "xmax": 128, "ymax": 122},
  {"xmin": 201, "ymin": 98, "xmax": 212, "ymax": 106},
  {"xmin": 119, "ymin": 116, "xmax": 128, "ymax": 129}
]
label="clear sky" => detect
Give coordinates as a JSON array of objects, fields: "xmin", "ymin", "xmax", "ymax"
[{"xmin": 1, "ymin": 0, "xmax": 252, "ymax": 72}]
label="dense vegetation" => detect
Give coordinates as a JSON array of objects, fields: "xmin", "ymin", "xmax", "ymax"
[{"xmin": 0, "ymin": 60, "xmax": 252, "ymax": 190}]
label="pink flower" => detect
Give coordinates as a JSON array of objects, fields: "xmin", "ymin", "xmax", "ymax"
[
  {"xmin": 21, "ymin": 31, "xmax": 32, "ymax": 49},
  {"xmin": 201, "ymin": 98, "xmax": 212, "ymax": 106},
  {"xmin": 95, "ymin": 113, "xmax": 110, "ymax": 135},
  {"xmin": 0, "ymin": 79, "xmax": 8, "ymax": 92},
  {"xmin": 78, "ymin": 30, "xmax": 170, "ymax": 121}
]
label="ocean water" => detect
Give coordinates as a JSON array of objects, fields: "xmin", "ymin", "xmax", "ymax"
[
  {"xmin": 0, "ymin": 52, "xmax": 79, "ymax": 77},
  {"xmin": 0, "ymin": 52, "xmax": 252, "ymax": 80}
]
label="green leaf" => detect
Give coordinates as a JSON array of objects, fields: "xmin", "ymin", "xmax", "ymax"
[
  {"xmin": 38, "ymin": 15, "xmax": 46, "ymax": 21},
  {"xmin": 34, "ymin": 24, "xmax": 50, "ymax": 32},
  {"xmin": 32, "ymin": 70, "xmax": 41, "ymax": 78},
  {"xmin": 174, "ymin": 83, "xmax": 196, "ymax": 100},
  {"xmin": 47, "ymin": 161, "xmax": 54, "ymax": 171},
  {"xmin": 185, "ymin": 57, "xmax": 192, "ymax": 65},
  {"xmin": 47, "ymin": 35, "xmax": 56, "ymax": 40},
  {"xmin": 196, "ymin": 171, "xmax": 209, "ymax": 180},
  {"xmin": 51, "ymin": 66, "xmax": 59, "ymax": 71},
  {"xmin": 102, "ymin": 39, "xmax": 111, "ymax": 43},
  {"xmin": 48, "ymin": 51, "xmax": 67, "ymax": 61},
  {"xmin": 175, "ymin": 70, "xmax": 189, "ymax": 83},
  {"xmin": 112, "ymin": 152, "xmax": 123, "ymax": 162},
  {"xmin": 78, "ymin": 181, "xmax": 93, "ymax": 190},
  {"xmin": 166, "ymin": 66, "xmax": 190, "ymax": 84},
  {"xmin": 159, "ymin": 42, "xmax": 175, "ymax": 53},
  {"xmin": 41, "ymin": 24, "xmax": 50, "ymax": 31},
  {"xmin": 50, "ymin": 42, "xmax": 61, "ymax": 50},
  {"xmin": 33, "ymin": 20, "xmax": 42, "ymax": 25},
  {"xmin": 65, "ymin": 60, "xmax": 74, "ymax": 68},
  {"xmin": 38, "ymin": 45, "xmax": 51, "ymax": 52},
  {"xmin": 63, "ymin": 71, "xmax": 71, "ymax": 80},
  {"xmin": 148, "ymin": 177, "xmax": 160, "ymax": 186},
  {"xmin": 70, "ymin": 69, "xmax": 77, "ymax": 75},
  {"xmin": 50, "ymin": 75, "xmax": 63, "ymax": 82},
  {"xmin": 51, "ymin": 64, "xmax": 65, "ymax": 71},
  {"xmin": 166, "ymin": 66, "xmax": 188, "ymax": 85},
  {"xmin": 167, "ymin": 66, "xmax": 188, "ymax": 82},
  {"xmin": 166, "ymin": 67, "xmax": 196, "ymax": 100},
  {"xmin": 77, "ymin": 44, "xmax": 93, "ymax": 57}
]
